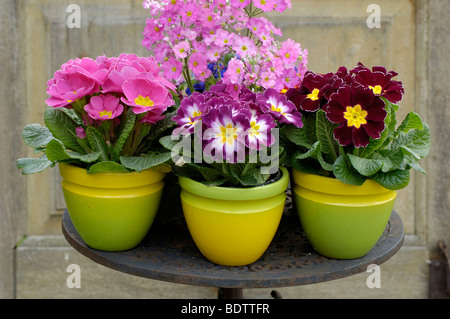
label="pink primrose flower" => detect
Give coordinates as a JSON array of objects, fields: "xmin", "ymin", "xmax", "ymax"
[
  {"xmin": 232, "ymin": 36, "xmax": 257, "ymax": 58},
  {"xmin": 188, "ymin": 52, "xmax": 208, "ymax": 77},
  {"xmin": 223, "ymin": 58, "xmax": 245, "ymax": 84},
  {"xmin": 258, "ymin": 71, "xmax": 276, "ymax": 89},
  {"xmin": 57, "ymin": 57, "xmax": 108, "ymax": 85},
  {"xmin": 121, "ymin": 77, "xmax": 174, "ymax": 114},
  {"xmin": 253, "ymin": 0, "xmax": 276, "ymax": 12},
  {"xmin": 173, "ymin": 41, "xmax": 191, "ymax": 59},
  {"xmin": 279, "ymin": 39, "xmax": 301, "ymax": 68},
  {"xmin": 230, "ymin": 0, "xmax": 251, "ymax": 8},
  {"xmin": 140, "ymin": 109, "xmax": 166, "ymax": 124},
  {"xmin": 214, "ymin": 29, "xmax": 235, "ymax": 48},
  {"xmin": 273, "ymin": 0, "xmax": 292, "ymax": 12},
  {"xmin": 247, "ymin": 17, "xmax": 268, "ymax": 38},
  {"xmin": 101, "ymin": 54, "xmax": 175, "ymax": 94},
  {"xmin": 162, "ymin": 57, "xmax": 183, "ymax": 81},
  {"xmin": 75, "ymin": 127, "xmax": 87, "ymax": 139},
  {"xmin": 46, "ymin": 72, "xmax": 98, "ymax": 108},
  {"xmin": 84, "ymin": 94, "xmax": 123, "ymax": 121}
]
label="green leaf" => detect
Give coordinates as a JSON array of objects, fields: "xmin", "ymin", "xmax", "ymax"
[
  {"xmin": 59, "ymin": 107, "xmax": 83, "ymax": 125},
  {"xmin": 190, "ymin": 163, "xmax": 222, "ymax": 181},
  {"xmin": 86, "ymin": 126, "xmax": 109, "ymax": 161},
  {"xmin": 87, "ymin": 161, "xmax": 130, "ymax": 174},
  {"xmin": 316, "ymin": 110, "xmax": 338, "ymax": 159},
  {"xmin": 22, "ymin": 124, "xmax": 55, "ymax": 150},
  {"xmin": 120, "ymin": 152, "xmax": 172, "ymax": 172},
  {"xmin": 348, "ymin": 153, "xmax": 383, "ymax": 176},
  {"xmin": 45, "ymin": 139, "xmax": 71, "ymax": 162},
  {"xmin": 147, "ymin": 109, "xmax": 177, "ymax": 140},
  {"xmin": 372, "ymin": 169, "xmax": 410, "ymax": 190},
  {"xmin": 291, "ymin": 157, "xmax": 323, "ymax": 175},
  {"xmin": 282, "ymin": 124, "xmax": 312, "ymax": 148},
  {"xmin": 113, "ymin": 111, "xmax": 136, "ymax": 159},
  {"xmin": 378, "ymin": 149, "xmax": 404, "ymax": 172},
  {"xmin": 333, "ymin": 154, "xmax": 366, "ymax": 186},
  {"xmin": 17, "ymin": 155, "xmax": 53, "ymax": 175},
  {"xmin": 159, "ymin": 135, "xmax": 180, "ymax": 151},
  {"xmin": 396, "ymin": 111, "xmax": 424, "ymax": 134},
  {"xmin": 43, "ymin": 108, "xmax": 85, "ymax": 153},
  {"xmin": 361, "ymin": 127, "xmax": 390, "ymax": 158},
  {"xmin": 46, "ymin": 139, "xmax": 101, "ymax": 163},
  {"xmin": 227, "ymin": 162, "xmax": 269, "ymax": 186},
  {"xmin": 392, "ymin": 124, "xmax": 431, "ymax": 163},
  {"xmin": 408, "ymin": 162, "xmax": 427, "ymax": 175},
  {"xmin": 294, "ymin": 141, "xmax": 320, "ymax": 160}
]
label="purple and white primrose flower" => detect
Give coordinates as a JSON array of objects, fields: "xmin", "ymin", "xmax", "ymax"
[
  {"xmin": 202, "ymin": 103, "xmax": 250, "ymax": 163},
  {"xmin": 256, "ymin": 88, "xmax": 303, "ymax": 128},
  {"xmin": 172, "ymin": 92, "xmax": 208, "ymax": 133},
  {"xmin": 172, "ymin": 81, "xmax": 303, "ymax": 163}
]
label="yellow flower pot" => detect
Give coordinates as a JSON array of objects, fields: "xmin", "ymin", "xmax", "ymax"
[
  {"xmin": 178, "ymin": 167, "xmax": 289, "ymax": 266},
  {"xmin": 59, "ymin": 163, "xmax": 165, "ymax": 251},
  {"xmin": 292, "ymin": 169, "xmax": 397, "ymax": 259}
]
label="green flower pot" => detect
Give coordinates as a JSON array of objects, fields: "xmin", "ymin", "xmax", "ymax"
[
  {"xmin": 292, "ymin": 169, "xmax": 396, "ymax": 259},
  {"xmin": 179, "ymin": 167, "xmax": 289, "ymax": 266},
  {"xmin": 59, "ymin": 163, "xmax": 165, "ymax": 251}
]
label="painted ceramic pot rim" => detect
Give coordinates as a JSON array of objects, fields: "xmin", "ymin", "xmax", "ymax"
[
  {"xmin": 59, "ymin": 162, "xmax": 165, "ymax": 189},
  {"xmin": 179, "ymin": 167, "xmax": 289, "ymax": 201},
  {"xmin": 292, "ymin": 168, "xmax": 394, "ymax": 196}
]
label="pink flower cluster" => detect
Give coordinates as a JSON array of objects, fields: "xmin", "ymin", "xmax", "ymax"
[
  {"xmin": 46, "ymin": 54, "xmax": 175, "ymax": 124},
  {"xmin": 142, "ymin": 0, "xmax": 308, "ymax": 92}
]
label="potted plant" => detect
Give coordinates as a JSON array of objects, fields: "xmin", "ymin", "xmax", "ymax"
[
  {"xmin": 143, "ymin": 0, "xmax": 307, "ymax": 266},
  {"xmin": 161, "ymin": 81, "xmax": 302, "ymax": 266},
  {"xmin": 17, "ymin": 53, "xmax": 177, "ymax": 251},
  {"xmin": 282, "ymin": 63, "xmax": 431, "ymax": 259}
]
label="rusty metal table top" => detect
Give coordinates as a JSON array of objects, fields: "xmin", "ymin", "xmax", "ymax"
[{"xmin": 61, "ymin": 205, "xmax": 404, "ymax": 289}]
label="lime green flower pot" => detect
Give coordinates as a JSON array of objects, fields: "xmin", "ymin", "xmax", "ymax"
[
  {"xmin": 292, "ymin": 169, "xmax": 396, "ymax": 259},
  {"xmin": 179, "ymin": 167, "xmax": 289, "ymax": 266},
  {"xmin": 59, "ymin": 163, "xmax": 165, "ymax": 251}
]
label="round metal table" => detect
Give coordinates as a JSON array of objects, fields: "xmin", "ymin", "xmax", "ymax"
[{"xmin": 62, "ymin": 203, "xmax": 404, "ymax": 299}]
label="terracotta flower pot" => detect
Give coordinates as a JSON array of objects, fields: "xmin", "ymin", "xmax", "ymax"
[
  {"xmin": 179, "ymin": 167, "xmax": 289, "ymax": 266},
  {"xmin": 59, "ymin": 163, "xmax": 165, "ymax": 251},
  {"xmin": 291, "ymin": 169, "xmax": 396, "ymax": 259}
]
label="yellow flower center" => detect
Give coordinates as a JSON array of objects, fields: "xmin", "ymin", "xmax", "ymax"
[
  {"xmin": 344, "ymin": 104, "xmax": 368, "ymax": 129},
  {"xmin": 271, "ymin": 104, "xmax": 286, "ymax": 115},
  {"xmin": 219, "ymin": 123, "xmax": 238, "ymax": 145},
  {"xmin": 193, "ymin": 61, "xmax": 198, "ymax": 67},
  {"xmin": 369, "ymin": 85, "xmax": 383, "ymax": 95},
  {"xmin": 134, "ymin": 95, "xmax": 154, "ymax": 108},
  {"xmin": 249, "ymin": 121, "xmax": 260, "ymax": 137},
  {"xmin": 172, "ymin": 67, "xmax": 177, "ymax": 72},
  {"xmin": 98, "ymin": 110, "xmax": 112, "ymax": 118},
  {"xmin": 186, "ymin": 11, "xmax": 192, "ymax": 17},
  {"xmin": 307, "ymin": 88, "xmax": 320, "ymax": 101}
]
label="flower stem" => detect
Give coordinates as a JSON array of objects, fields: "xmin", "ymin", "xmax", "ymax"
[{"xmin": 183, "ymin": 58, "xmax": 195, "ymax": 93}]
